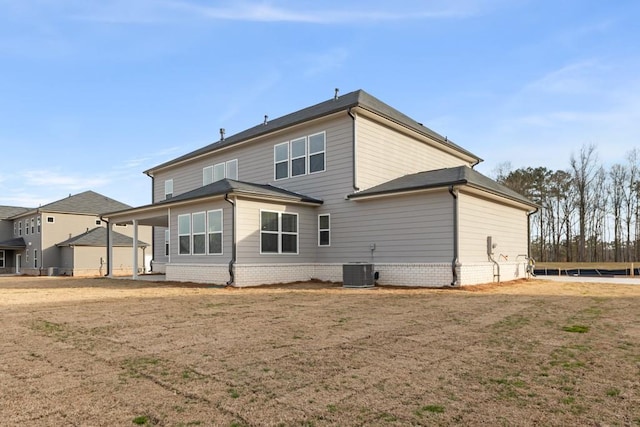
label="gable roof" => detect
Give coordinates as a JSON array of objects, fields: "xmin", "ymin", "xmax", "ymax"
[
  {"xmin": 0, "ymin": 237, "xmax": 26, "ymax": 250},
  {"xmin": 0, "ymin": 206, "xmax": 30, "ymax": 219},
  {"xmin": 56, "ymin": 227, "xmax": 149, "ymax": 248},
  {"xmin": 348, "ymin": 166, "xmax": 537, "ymax": 208},
  {"xmin": 11, "ymin": 191, "xmax": 131, "ymax": 218},
  {"xmin": 144, "ymin": 89, "xmax": 482, "ymax": 175}
]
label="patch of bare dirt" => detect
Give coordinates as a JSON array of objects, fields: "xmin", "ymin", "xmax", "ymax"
[{"xmin": 1, "ymin": 276, "xmax": 638, "ymax": 426}]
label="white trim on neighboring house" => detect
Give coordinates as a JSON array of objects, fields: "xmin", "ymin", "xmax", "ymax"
[
  {"xmin": 192, "ymin": 211, "xmax": 206, "ymax": 255},
  {"xmin": 0, "ymin": 250, "xmax": 5, "ymax": 268}
]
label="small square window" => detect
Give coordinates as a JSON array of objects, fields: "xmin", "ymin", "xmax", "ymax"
[{"xmin": 47, "ymin": 216, "xmax": 55, "ymax": 223}]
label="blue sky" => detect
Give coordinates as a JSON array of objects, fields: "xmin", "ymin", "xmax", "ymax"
[{"xmin": 1, "ymin": 0, "xmax": 638, "ymax": 208}]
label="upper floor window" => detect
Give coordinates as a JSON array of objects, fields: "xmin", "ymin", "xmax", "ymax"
[
  {"xmin": 164, "ymin": 179, "xmax": 173, "ymax": 200},
  {"xmin": 31, "ymin": 218, "xmax": 35, "ymax": 234},
  {"xmin": 37, "ymin": 217, "xmax": 41, "ymax": 233},
  {"xmin": 18, "ymin": 221, "xmax": 22, "ymax": 236},
  {"xmin": 274, "ymin": 131, "xmax": 326, "ymax": 180},
  {"xmin": 47, "ymin": 216, "xmax": 55, "ymax": 223},
  {"xmin": 204, "ymin": 159, "xmax": 238, "ymax": 185},
  {"xmin": 25, "ymin": 220, "xmax": 29, "ymax": 235},
  {"xmin": 14, "ymin": 222, "xmax": 17, "ymax": 236},
  {"xmin": 260, "ymin": 210, "xmax": 298, "ymax": 254}
]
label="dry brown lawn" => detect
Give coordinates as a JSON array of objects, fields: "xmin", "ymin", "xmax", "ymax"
[{"xmin": 1, "ymin": 276, "xmax": 638, "ymax": 426}]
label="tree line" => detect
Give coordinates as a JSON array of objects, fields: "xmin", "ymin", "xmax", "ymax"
[{"xmin": 495, "ymin": 144, "xmax": 640, "ymax": 263}]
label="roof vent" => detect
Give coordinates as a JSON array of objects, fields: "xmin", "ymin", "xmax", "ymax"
[
  {"xmin": 264, "ymin": 114, "xmax": 268, "ymax": 125},
  {"xmin": 220, "ymin": 128, "xmax": 225, "ymax": 141},
  {"xmin": 334, "ymin": 88, "xmax": 339, "ymax": 100}
]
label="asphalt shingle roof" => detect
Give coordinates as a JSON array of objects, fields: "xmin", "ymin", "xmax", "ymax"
[
  {"xmin": 0, "ymin": 206, "xmax": 30, "ymax": 219},
  {"xmin": 56, "ymin": 227, "xmax": 149, "ymax": 247},
  {"xmin": 155, "ymin": 178, "xmax": 323, "ymax": 206},
  {"xmin": 0, "ymin": 237, "xmax": 26, "ymax": 249},
  {"xmin": 145, "ymin": 89, "xmax": 481, "ymax": 174},
  {"xmin": 12, "ymin": 191, "xmax": 131, "ymax": 218},
  {"xmin": 348, "ymin": 166, "xmax": 536, "ymax": 207}
]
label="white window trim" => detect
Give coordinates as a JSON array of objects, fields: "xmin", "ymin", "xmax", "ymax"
[
  {"xmin": 274, "ymin": 131, "xmax": 326, "ymax": 181},
  {"xmin": 192, "ymin": 211, "xmax": 206, "ymax": 255},
  {"xmin": 47, "ymin": 216, "xmax": 55, "ymax": 223},
  {"xmin": 259, "ymin": 209, "xmax": 299, "ymax": 255},
  {"xmin": 34, "ymin": 249, "xmax": 38, "ymax": 268},
  {"xmin": 30, "ymin": 218, "xmax": 35, "ymax": 234},
  {"xmin": 274, "ymin": 142, "xmax": 289, "ymax": 181},
  {"xmin": 14, "ymin": 222, "xmax": 17, "ymax": 236},
  {"xmin": 37, "ymin": 217, "xmax": 41, "ymax": 233},
  {"xmin": 226, "ymin": 159, "xmax": 238, "ymax": 180},
  {"xmin": 207, "ymin": 209, "xmax": 224, "ymax": 255},
  {"xmin": 18, "ymin": 221, "xmax": 22, "ymax": 236},
  {"xmin": 164, "ymin": 229, "xmax": 170, "ymax": 257},
  {"xmin": 178, "ymin": 214, "xmax": 191, "ymax": 255},
  {"xmin": 290, "ymin": 137, "xmax": 307, "ymax": 177},
  {"xmin": 203, "ymin": 165, "xmax": 214, "ymax": 186},
  {"xmin": 318, "ymin": 214, "xmax": 330, "ymax": 247},
  {"xmin": 165, "ymin": 179, "xmax": 174, "ymax": 200},
  {"xmin": 0, "ymin": 250, "xmax": 5, "ymax": 268},
  {"xmin": 308, "ymin": 131, "xmax": 326, "ymax": 174},
  {"xmin": 25, "ymin": 220, "xmax": 29, "ymax": 235}
]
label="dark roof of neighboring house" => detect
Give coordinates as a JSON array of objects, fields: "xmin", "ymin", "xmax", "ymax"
[
  {"xmin": 348, "ymin": 166, "xmax": 537, "ymax": 207},
  {"xmin": 145, "ymin": 89, "xmax": 482, "ymax": 174},
  {"xmin": 157, "ymin": 178, "xmax": 323, "ymax": 206},
  {"xmin": 56, "ymin": 227, "xmax": 149, "ymax": 248},
  {"xmin": 0, "ymin": 206, "xmax": 30, "ymax": 219},
  {"xmin": 0, "ymin": 237, "xmax": 26, "ymax": 250},
  {"xmin": 11, "ymin": 191, "xmax": 131, "ymax": 218}
]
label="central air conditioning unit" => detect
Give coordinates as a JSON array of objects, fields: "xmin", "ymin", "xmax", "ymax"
[{"xmin": 343, "ymin": 263, "xmax": 375, "ymax": 288}]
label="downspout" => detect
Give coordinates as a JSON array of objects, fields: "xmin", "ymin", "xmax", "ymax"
[
  {"xmin": 471, "ymin": 158, "xmax": 481, "ymax": 169},
  {"xmin": 448, "ymin": 186, "xmax": 459, "ymax": 286},
  {"xmin": 347, "ymin": 107, "xmax": 360, "ymax": 192},
  {"xmin": 224, "ymin": 194, "xmax": 236, "ymax": 286},
  {"xmin": 526, "ymin": 207, "xmax": 539, "ymax": 276}
]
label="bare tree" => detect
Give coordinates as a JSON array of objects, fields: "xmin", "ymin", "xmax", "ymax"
[
  {"xmin": 624, "ymin": 149, "xmax": 639, "ymax": 261},
  {"xmin": 610, "ymin": 163, "xmax": 627, "ymax": 261},
  {"xmin": 570, "ymin": 144, "xmax": 599, "ymax": 262}
]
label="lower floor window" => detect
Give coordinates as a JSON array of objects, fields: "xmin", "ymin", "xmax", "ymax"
[
  {"xmin": 177, "ymin": 210, "xmax": 223, "ymax": 256},
  {"xmin": 34, "ymin": 249, "xmax": 38, "ymax": 268},
  {"xmin": 260, "ymin": 210, "xmax": 298, "ymax": 254},
  {"xmin": 0, "ymin": 250, "xmax": 4, "ymax": 268},
  {"xmin": 318, "ymin": 214, "xmax": 330, "ymax": 246}
]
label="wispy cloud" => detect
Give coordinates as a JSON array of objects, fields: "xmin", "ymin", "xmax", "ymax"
[
  {"xmin": 22, "ymin": 170, "xmax": 110, "ymax": 191},
  {"xmin": 302, "ymin": 47, "xmax": 349, "ymax": 76},
  {"xmin": 16, "ymin": 0, "xmax": 490, "ymax": 25}
]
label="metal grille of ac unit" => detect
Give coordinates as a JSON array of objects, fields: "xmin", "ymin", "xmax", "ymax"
[{"xmin": 343, "ymin": 263, "xmax": 374, "ymax": 288}]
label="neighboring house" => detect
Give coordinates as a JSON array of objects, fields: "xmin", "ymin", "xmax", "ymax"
[
  {"xmin": 105, "ymin": 89, "xmax": 537, "ymax": 287},
  {"xmin": 0, "ymin": 191, "xmax": 151, "ymax": 276}
]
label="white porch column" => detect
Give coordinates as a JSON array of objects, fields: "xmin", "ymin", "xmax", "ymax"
[
  {"xmin": 107, "ymin": 223, "xmax": 114, "ymax": 277},
  {"xmin": 133, "ymin": 219, "xmax": 139, "ymax": 280}
]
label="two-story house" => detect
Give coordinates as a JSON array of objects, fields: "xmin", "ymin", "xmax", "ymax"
[
  {"xmin": 104, "ymin": 89, "xmax": 537, "ymax": 287},
  {"xmin": 0, "ymin": 191, "xmax": 151, "ymax": 276}
]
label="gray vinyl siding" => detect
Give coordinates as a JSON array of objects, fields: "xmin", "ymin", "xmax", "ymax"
[
  {"xmin": 458, "ymin": 191, "xmax": 529, "ymax": 262},
  {"xmin": 356, "ymin": 115, "xmax": 473, "ymax": 191},
  {"xmin": 151, "ymin": 114, "xmax": 354, "ymax": 205},
  {"xmin": 168, "ymin": 200, "xmax": 232, "ymax": 264},
  {"xmin": 326, "ymin": 191, "xmax": 454, "ymax": 263},
  {"xmin": 236, "ymin": 198, "xmax": 316, "ymax": 263}
]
